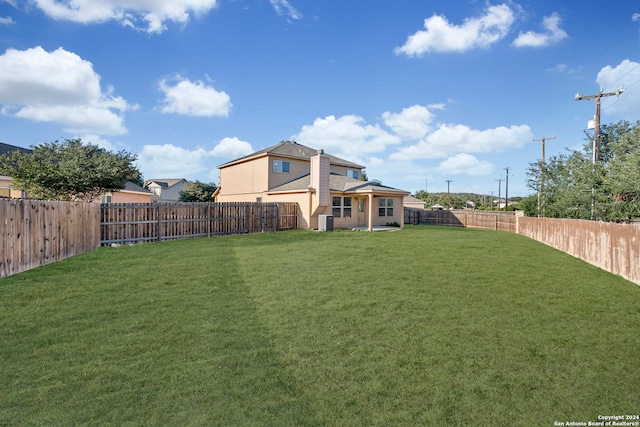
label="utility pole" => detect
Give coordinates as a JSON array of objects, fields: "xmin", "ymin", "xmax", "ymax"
[
  {"xmin": 490, "ymin": 191, "xmax": 494, "ymax": 211},
  {"xmin": 495, "ymin": 178, "xmax": 502, "ymax": 211},
  {"xmin": 504, "ymin": 167, "xmax": 510, "ymax": 211},
  {"xmin": 446, "ymin": 180, "xmax": 452, "ymax": 194},
  {"xmin": 575, "ymin": 88, "xmax": 624, "ymax": 163},
  {"xmin": 532, "ymin": 135, "xmax": 556, "ymax": 217},
  {"xmin": 425, "ymin": 179, "xmax": 428, "ymax": 193}
]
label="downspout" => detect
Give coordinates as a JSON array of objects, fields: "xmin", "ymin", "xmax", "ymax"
[{"xmin": 307, "ymin": 186, "xmax": 315, "ymax": 230}]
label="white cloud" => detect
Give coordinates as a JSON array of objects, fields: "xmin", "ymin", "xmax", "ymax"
[
  {"xmin": 0, "ymin": 16, "xmax": 14, "ymax": 25},
  {"xmin": 78, "ymin": 134, "xmax": 118, "ymax": 151},
  {"xmin": 0, "ymin": 46, "xmax": 135, "ymax": 135},
  {"xmin": 632, "ymin": 13, "xmax": 640, "ymax": 22},
  {"xmin": 269, "ymin": 0, "xmax": 302, "ymax": 20},
  {"xmin": 596, "ymin": 59, "xmax": 640, "ymax": 119},
  {"xmin": 293, "ymin": 114, "xmax": 401, "ymax": 163},
  {"xmin": 394, "ymin": 4, "xmax": 515, "ymax": 56},
  {"xmin": 436, "ymin": 153, "xmax": 494, "ymax": 176},
  {"xmin": 31, "ymin": 0, "xmax": 218, "ymax": 34},
  {"xmin": 390, "ymin": 123, "xmax": 533, "ymax": 160},
  {"xmin": 547, "ymin": 63, "xmax": 582, "ymax": 75},
  {"xmin": 138, "ymin": 144, "xmax": 213, "ymax": 179},
  {"xmin": 159, "ymin": 76, "xmax": 231, "ymax": 118},
  {"xmin": 382, "ymin": 104, "xmax": 436, "ymax": 140},
  {"xmin": 138, "ymin": 137, "xmax": 252, "ymax": 181},
  {"xmin": 211, "ymin": 137, "xmax": 254, "ymax": 158},
  {"xmin": 513, "ymin": 12, "xmax": 567, "ymax": 48}
]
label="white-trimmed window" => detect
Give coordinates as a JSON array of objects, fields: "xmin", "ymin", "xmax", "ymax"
[
  {"xmin": 273, "ymin": 160, "xmax": 290, "ymax": 173},
  {"xmin": 332, "ymin": 196, "xmax": 352, "ymax": 218},
  {"xmin": 347, "ymin": 169, "xmax": 359, "ymax": 179},
  {"xmin": 378, "ymin": 198, "xmax": 394, "ymax": 217},
  {"xmin": 101, "ymin": 194, "xmax": 113, "ymax": 204}
]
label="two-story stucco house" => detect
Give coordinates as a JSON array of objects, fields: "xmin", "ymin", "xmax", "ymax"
[
  {"xmin": 144, "ymin": 178, "xmax": 187, "ymax": 202},
  {"xmin": 214, "ymin": 140, "xmax": 410, "ymax": 231}
]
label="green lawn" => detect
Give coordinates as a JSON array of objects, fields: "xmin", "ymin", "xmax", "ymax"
[{"xmin": 1, "ymin": 226, "xmax": 639, "ymax": 426}]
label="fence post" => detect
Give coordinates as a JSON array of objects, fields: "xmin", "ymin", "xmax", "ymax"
[
  {"xmin": 157, "ymin": 203, "xmax": 162, "ymax": 242},
  {"xmin": 207, "ymin": 204, "xmax": 211, "ymax": 238}
]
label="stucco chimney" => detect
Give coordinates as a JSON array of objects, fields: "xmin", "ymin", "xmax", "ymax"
[{"xmin": 310, "ymin": 149, "xmax": 330, "ymax": 209}]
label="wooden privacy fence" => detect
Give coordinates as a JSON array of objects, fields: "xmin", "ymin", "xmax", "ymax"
[
  {"xmin": 101, "ymin": 202, "xmax": 299, "ymax": 245},
  {"xmin": 405, "ymin": 208, "xmax": 516, "ymax": 232},
  {"xmin": 1, "ymin": 198, "xmax": 100, "ymax": 278},
  {"xmin": 517, "ymin": 215, "xmax": 640, "ymax": 286},
  {"xmin": 404, "ymin": 207, "xmax": 639, "ymax": 285}
]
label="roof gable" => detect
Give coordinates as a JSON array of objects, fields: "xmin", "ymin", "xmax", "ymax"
[
  {"xmin": 144, "ymin": 178, "xmax": 186, "ymax": 188},
  {"xmin": 268, "ymin": 172, "xmax": 409, "ymax": 196}
]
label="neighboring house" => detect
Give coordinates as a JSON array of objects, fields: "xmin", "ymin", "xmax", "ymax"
[
  {"xmin": 404, "ymin": 195, "xmax": 426, "ymax": 210},
  {"xmin": 144, "ymin": 178, "xmax": 187, "ymax": 202},
  {"xmin": 0, "ymin": 142, "xmax": 32, "ymax": 198},
  {"xmin": 215, "ymin": 140, "xmax": 410, "ymax": 230},
  {"xmin": 97, "ymin": 182, "xmax": 153, "ymax": 204}
]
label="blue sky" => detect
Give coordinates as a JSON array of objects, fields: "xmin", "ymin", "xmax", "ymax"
[{"xmin": 0, "ymin": 1, "xmax": 639, "ymax": 196}]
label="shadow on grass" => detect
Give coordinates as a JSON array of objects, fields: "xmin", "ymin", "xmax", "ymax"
[{"xmin": 0, "ymin": 237, "xmax": 321, "ymax": 426}]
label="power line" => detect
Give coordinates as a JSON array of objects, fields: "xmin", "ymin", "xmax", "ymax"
[
  {"xmin": 503, "ymin": 167, "xmax": 510, "ymax": 211},
  {"xmin": 575, "ymin": 88, "xmax": 624, "ymax": 163},
  {"xmin": 532, "ymin": 135, "xmax": 556, "ymax": 217},
  {"xmin": 495, "ymin": 177, "xmax": 502, "ymax": 211}
]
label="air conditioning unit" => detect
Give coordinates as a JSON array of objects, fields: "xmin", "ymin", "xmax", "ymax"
[{"xmin": 318, "ymin": 214, "xmax": 334, "ymax": 231}]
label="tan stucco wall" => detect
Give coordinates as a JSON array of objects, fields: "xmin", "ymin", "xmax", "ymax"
[
  {"xmin": 95, "ymin": 191, "xmax": 152, "ymax": 204},
  {"xmin": 330, "ymin": 165, "xmax": 360, "ymax": 178},
  {"xmin": 268, "ymin": 157, "xmax": 309, "ymax": 189},
  {"xmin": 371, "ymin": 195, "xmax": 404, "ymax": 227},
  {"xmin": 219, "ymin": 157, "xmax": 270, "ymax": 196}
]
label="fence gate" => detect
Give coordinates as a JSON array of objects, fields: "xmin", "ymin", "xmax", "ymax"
[{"xmin": 248, "ymin": 203, "xmax": 279, "ymax": 233}]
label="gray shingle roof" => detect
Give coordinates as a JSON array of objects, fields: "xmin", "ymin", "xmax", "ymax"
[
  {"xmin": 217, "ymin": 140, "xmax": 364, "ymax": 169},
  {"xmin": 0, "ymin": 142, "xmax": 32, "ymax": 157},
  {"xmin": 269, "ymin": 173, "xmax": 409, "ymax": 195},
  {"xmin": 123, "ymin": 182, "xmax": 151, "ymax": 193},
  {"xmin": 144, "ymin": 178, "xmax": 185, "ymax": 188}
]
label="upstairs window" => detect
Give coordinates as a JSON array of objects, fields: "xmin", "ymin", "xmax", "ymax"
[
  {"xmin": 378, "ymin": 198, "xmax": 394, "ymax": 217},
  {"xmin": 347, "ymin": 169, "xmax": 359, "ymax": 179},
  {"xmin": 273, "ymin": 160, "xmax": 290, "ymax": 173}
]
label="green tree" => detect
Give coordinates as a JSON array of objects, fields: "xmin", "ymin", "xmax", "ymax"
[
  {"xmin": 526, "ymin": 120, "xmax": 640, "ymax": 221},
  {"xmin": 0, "ymin": 138, "xmax": 140, "ymax": 201},
  {"xmin": 518, "ymin": 194, "xmax": 538, "ymax": 217},
  {"xmin": 179, "ymin": 180, "xmax": 217, "ymax": 202},
  {"xmin": 413, "ymin": 190, "xmax": 439, "ymax": 207},
  {"xmin": 436, "ymin": 193, "xmax": 465, "ymax": 209}
]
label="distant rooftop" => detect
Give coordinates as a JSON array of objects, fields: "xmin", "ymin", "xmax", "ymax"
[
  {"xmin": 0, "ymin": 142, "xmax": 32, "ymax": 157},
  {"xmin": 144, "ymin": 178, "xmax": 186, "ymax": 188}
]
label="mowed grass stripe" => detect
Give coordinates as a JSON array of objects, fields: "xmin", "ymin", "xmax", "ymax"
[{"xmin": 1, "ymin": 226, "xmax": 638, "ymax": 426}]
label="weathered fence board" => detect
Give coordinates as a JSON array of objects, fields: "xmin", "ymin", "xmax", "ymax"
[
  {"xmin": 100, "ymin": 202, "xmax": 298, "ymax": 245},
  {"xmin": 1, "ymin": 198, "xmax": 100, "ymax": 278}
]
